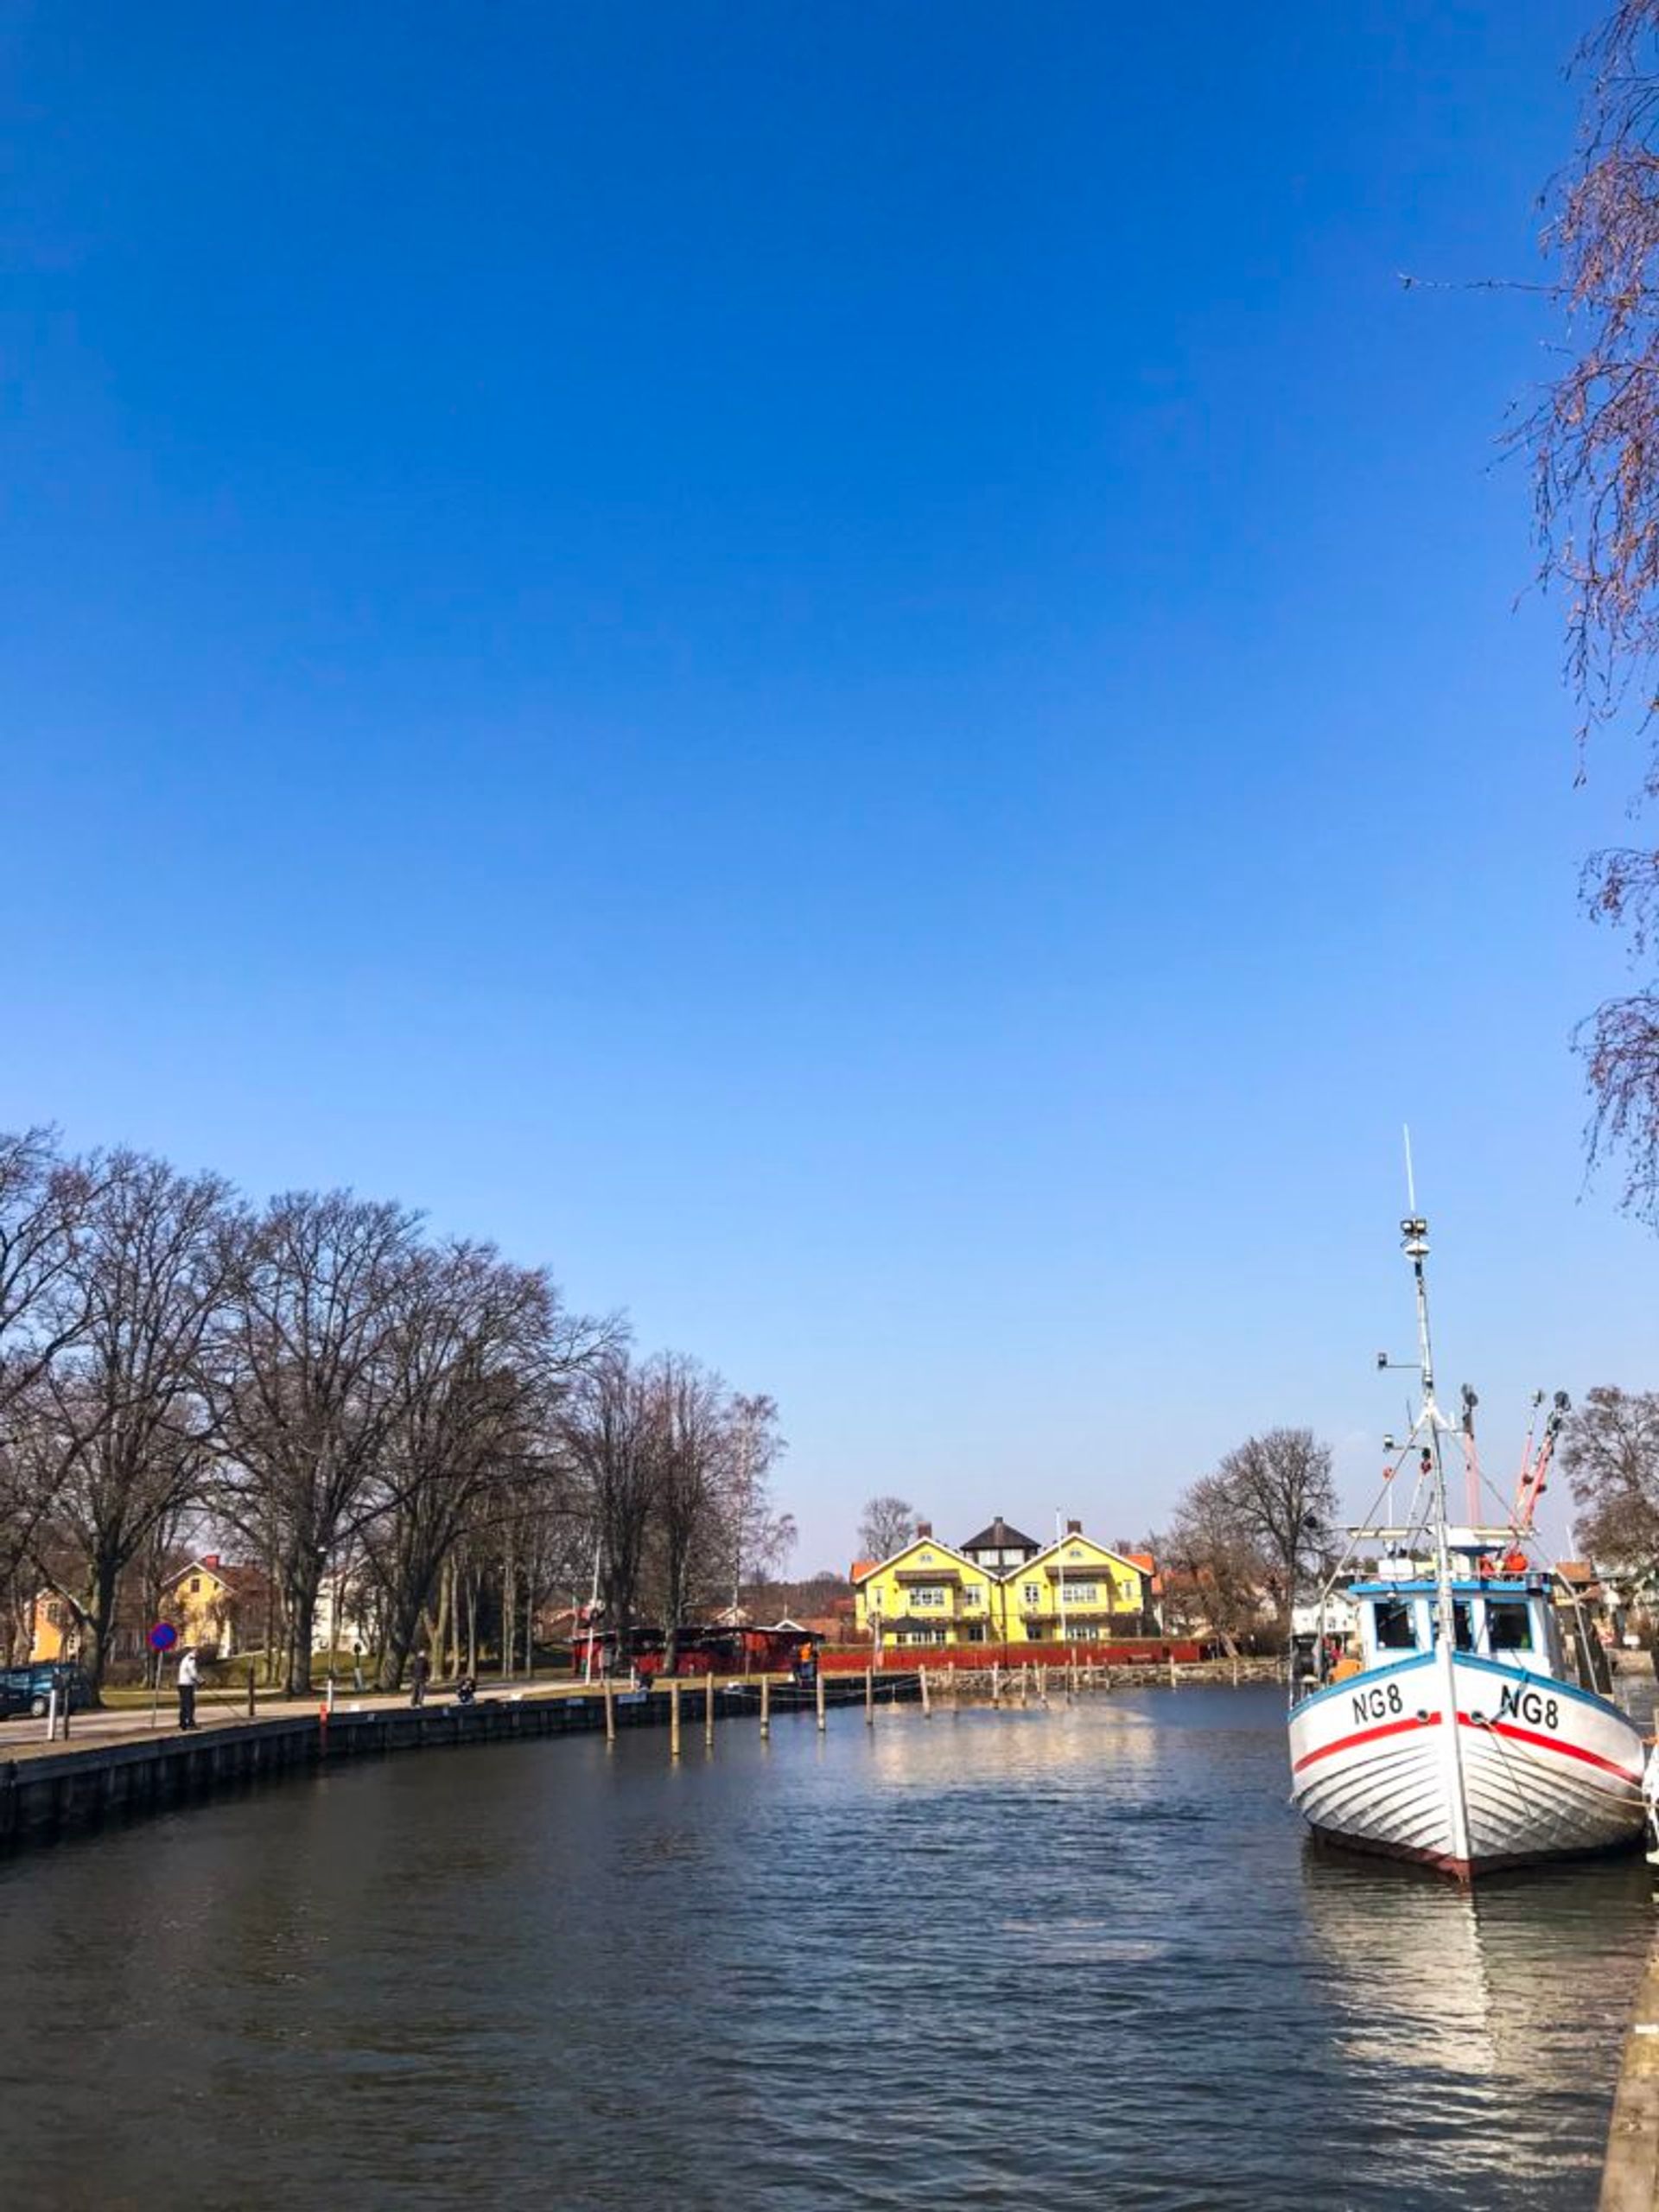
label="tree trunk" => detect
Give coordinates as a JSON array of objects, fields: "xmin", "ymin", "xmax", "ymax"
[
  {"xmin": 466, "ymin": 1573, "xmax": 478, "ymax": 1676},
  {"xmin": 430, "ymin": 1569, "xmax": 450, "ymax": 1686},
  {"xmin": 79, "ymin": 1552, "xmax": 122, "ymax": 1702},
  {"xmin": 285, "ymin": 1569, "xmax": 321, "ymax": 1698}
]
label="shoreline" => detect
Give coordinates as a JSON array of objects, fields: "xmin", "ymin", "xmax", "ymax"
[{"xmin": 0, "ymin": 1670, "xmax": 922, "ymax": 1854}]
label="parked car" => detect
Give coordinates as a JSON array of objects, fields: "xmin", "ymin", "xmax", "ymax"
[{"xmin": 0, "ymin": 1662, "xmax": 94, "ymax": 1719}]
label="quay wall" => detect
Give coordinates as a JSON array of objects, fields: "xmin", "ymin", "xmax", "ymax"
[
  {"xmin": 1601, "ymin": 1947, "xmax": 1659, "ymax": 2212},
  {"xmin": 0, "ymin": 1673, "xmax": 921, "ymax": 1857}
]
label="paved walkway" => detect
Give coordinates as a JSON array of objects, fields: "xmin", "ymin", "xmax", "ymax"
[{"xmin": 0, "ymin": 1674, "xmax": 617, "ymax": 1764}]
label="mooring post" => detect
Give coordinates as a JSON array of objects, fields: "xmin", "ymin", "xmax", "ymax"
[
  {"xmin": 246, "ymin": 1664, "xmax": 256, "ymax": 1719},
  {"xmin": 705, "ymin": 1667, "xmax": 715, "ymax": 1747},
  {"xmin": 1232, "ymin": 1657, "xmax": 1240, "ymax": 1688},
  {"xmin": 991, "ymin": 1662, "xmax": 1001, "ymax": 1707},
  {"xmin": 603, "ymin": 1672, "xmax": 616, "ymax": 1745},
  {"xmin": 760, "ymin": 1675, "xmax": 771, "ymax": 1739},
  {"xmin": 670, "ymin": 1679, "xmax": 682, "ymax": 1760},
  {"xmin": 44, "ymin": 1682, "xmax": 57, "ymax": 1745},
  {"xmin": 920, "ymin": 1667, "xmax": 931, "ymax": 1719},
  {"xmin": 864, "ymin": 1665, "xmax": 874, "ymax": 1727},
  {"xmin": 1168, "ymin": 1651, "xmax": 1178, "ymax": 1690},
  {"xmin": 815, "ymin": 1667, "xmax": 826, "ymax": 1733}
]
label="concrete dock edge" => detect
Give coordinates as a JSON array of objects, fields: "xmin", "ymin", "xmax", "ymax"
[{"xmin": 1602, "ymin": 1947, "xmax": 1659, "ymax": 2211}]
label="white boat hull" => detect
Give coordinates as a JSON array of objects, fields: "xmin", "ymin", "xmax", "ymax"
[{"xmin": 1288, "ymin": 1650, "xmax": 1644, "ymax": 1878}]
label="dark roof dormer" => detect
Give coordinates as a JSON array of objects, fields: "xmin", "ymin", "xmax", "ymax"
[{"xmin": 960, "ymin": 1516, "xmax": 1039, "ymax": 1567}]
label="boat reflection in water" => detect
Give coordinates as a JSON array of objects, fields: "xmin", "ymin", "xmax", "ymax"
[{"xmin": 1299, "ymin": 1840, "xmax": 1654, "ymax": 2190}]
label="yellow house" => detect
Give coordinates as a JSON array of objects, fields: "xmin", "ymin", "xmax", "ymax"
[
  {"xmin": 28, "ymin": 1590, "xmax": 75, "ymax": 1662},
  {"xmin": 161, "ymin": 1554, "xmax": 270, "ymax": 1657},
  {"xmin": 1004, "ymin": 1526, "xmax": 1151, "ymax": 1643},
  {"xmin": 852, "ymin": 1519, "xmax": 1154, "ymax": 1651},
  {"xmin": 852, "ymin": 1528, "xmax": 1004, "ymax": 1649}
]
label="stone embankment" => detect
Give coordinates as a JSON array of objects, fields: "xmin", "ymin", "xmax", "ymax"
[{"xmin": 0, "ymin": 1671, "xmax": 920, "ymax": 1855}]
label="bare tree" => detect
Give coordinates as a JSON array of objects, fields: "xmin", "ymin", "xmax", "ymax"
[
  {"xmin": 1560, "ymin": 1384, "xmax": 1659, "ymax": 1592},
  {"xmin": 857, "ymin": 1495, "xmax": 918, "ymax": 1561},
  {"xmin": 723, "ymin": 1391, "xmax": 791, "ymax": 1611},
  {"xmin": 202, "ymin": 1191, "xmax": 419, "ymax": 1694},
  {"xmin": 556, "ymin": 1351, "xmax": 655, "ymax": 1660},
  {"xmin": 1212, "ymin": 1428, "xmax": 1336, "ymax": 1614},
  {"xmin": 360, "ymin": 1245, "xmax": 608, "ymax": 1689},
  {"xmin": 1525, "ymin": 3, "xmax": 1659, "ymax": 1214},
  {"xmin": 641, "ymin": 1354, "xmax": 735, "ymax": 1673},
  {"xmin": 0, "ymin": 1129, "xmax": 96, "ymax": 1594},
  {"xmin": 25, "ymin": 1152, "xmax": 235, "ymax": 1692},
  {"xmin": 1158, "ymin": 1477, "xmax": 1274, "ymax": 1654}
]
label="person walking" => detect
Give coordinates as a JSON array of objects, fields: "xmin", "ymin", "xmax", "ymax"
[
  {"xmin": 176, "ymin": 1646, "xmax": 199, "ymax": 1732},
  {"xmin": 410, "ymin": 1649, "xmax": 430, "ymax": 1708},
  {"xmin": 352, "ymin": 1643, "xmax": 365, "ymax": 1694}
]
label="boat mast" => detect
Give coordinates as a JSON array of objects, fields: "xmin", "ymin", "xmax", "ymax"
[{"xmin": 1399, "ymin": 1192, "xmax": 1473, "ymax": 1872}]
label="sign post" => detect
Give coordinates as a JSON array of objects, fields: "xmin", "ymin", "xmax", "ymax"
[{"xmin": 148, "ymin": 1621, "xmax": 177, "ymax": 1732}]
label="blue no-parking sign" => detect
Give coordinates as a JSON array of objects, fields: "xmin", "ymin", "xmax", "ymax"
[{"xmin": 148, "ymin": 1622, "xmax": 178, "ymax": 1654}]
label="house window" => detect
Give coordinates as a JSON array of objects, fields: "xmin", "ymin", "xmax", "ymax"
[
  {"xmin": 1067, "ymin": 1583, "xmax": 1099, "ymax": 1606},
  {"xmin": 963, "ymin": 1586, "xmax": 982, "ymax": 1607},
  {"xmin": 189, "ymin": 1576, "xmax": 200, "ymax": 1594},
  {"xmin": 912, "ymin": 1586, "xmax": 946, "ymax": 1608},
  {"xmin": 1022, "ymin": 1583, "xmax": 1042, "ymax": 1607}
]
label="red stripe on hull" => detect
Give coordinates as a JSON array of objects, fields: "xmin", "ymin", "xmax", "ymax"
[
  {"xmin": 1455, "ymin": 1710, "xmax": 1642, "ymax": 1784},
  {"xmin": 1291, "ymin": 1710, "xmax": 1440, "ymax": 1774}
]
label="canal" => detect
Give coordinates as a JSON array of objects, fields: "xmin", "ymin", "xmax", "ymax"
[{"xmin": 0, "ymin": 1683, "xmax": 1650, "ymax": 2210}]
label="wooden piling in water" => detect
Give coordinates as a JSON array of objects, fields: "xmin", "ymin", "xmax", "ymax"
[
  {"xmin": 1168, "ymin": 1652, "xmax": 1178, "ymax": 1689},
  {"xmin": 816, "ymin": 1669, "xmax": 826, "ymax": 1732},
  {"xmin": 705, "ymin": 1668, "xmax": 715, "ymax": 1746},
  {"xmin": 991, "ymin": 1662, "xmax": 1001, "ymax": 1707},
  {"xmin": 920, "ymin": 1668, "xmax": 931, "ymax": 1719},
  {"xmin": 865, "ymin": 1666, "xmax": 874, "ymax": 1726},
  {"xmin": 670, "ymin": 1680, "xmax": 682, "ymax": 1759},
  {"xmin": 603, "ymin": 1673, "xmax": 615, "ymax": 1745},
  {"xmin": 760, "ymin": 1675, "xmax": 771, "ymax": 1739}
]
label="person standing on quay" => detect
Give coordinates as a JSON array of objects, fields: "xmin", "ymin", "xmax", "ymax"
[
  {"xmin": 176, "ymin": 1646, "xmax": 199, "ymax": 1732},
  {"xmin": 410, "ymin": 1649, "xmax": 430, "ymax": 1708}
]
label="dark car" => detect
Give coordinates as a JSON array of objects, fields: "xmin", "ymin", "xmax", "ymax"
[{"xmin": 0, "ymin": 1662, "xmax": 94, "ymax": 1719}]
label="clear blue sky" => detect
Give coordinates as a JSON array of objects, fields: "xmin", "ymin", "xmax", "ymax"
[{"xmin": 4, "ymin": 1, "xmax": 1652, "ymax": 1573}]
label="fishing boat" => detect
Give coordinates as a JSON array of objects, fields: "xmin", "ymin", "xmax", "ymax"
[{"xmin": 1287, "ymin": 1207, "xmax": 1645, "ymax": 1879}]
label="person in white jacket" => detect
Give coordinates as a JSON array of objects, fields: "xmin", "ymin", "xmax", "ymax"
[{"xmin": 176, "ymin": 1647, "xmax": 199, "ymax": 1732}]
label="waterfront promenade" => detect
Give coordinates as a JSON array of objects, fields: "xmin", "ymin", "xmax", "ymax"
[{"xmin": 1, "ymin": 1670, "xmax": 626, "ymax": 1764}]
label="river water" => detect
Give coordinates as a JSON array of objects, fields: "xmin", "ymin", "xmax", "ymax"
[{"xmin": 0, "ymin": 1684, "xmax": 1652, "ymax": 2211}]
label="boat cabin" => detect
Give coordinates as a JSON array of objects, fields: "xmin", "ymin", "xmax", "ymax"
[{"xmin": 1347, "ymin": 1575, "xmax": 1562, "ymax": 1672}]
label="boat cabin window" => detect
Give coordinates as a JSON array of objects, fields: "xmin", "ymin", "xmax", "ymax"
[
  {"xmin": 1485, "ymin": 1599, "xmax": 1534, "ymax": 1653},
  {"xmin": 1372, "ymin": 1599, "xmax": 1418, "ymax": 1650},
  {"xmin": 1452, "ymin": 1601, "xmax": 1475, "ymax": 1651}
]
